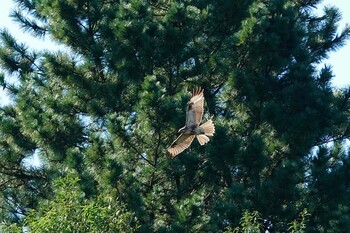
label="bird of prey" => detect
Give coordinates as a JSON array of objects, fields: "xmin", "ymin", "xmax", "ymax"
[{"xmin": 167, "ymin": 87, "xmax": 215, "ymax": 157}]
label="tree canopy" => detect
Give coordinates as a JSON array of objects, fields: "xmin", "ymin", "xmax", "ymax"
[{"xmin": 1, "ymin": 0, "xmax": 350, "ymax": 232}]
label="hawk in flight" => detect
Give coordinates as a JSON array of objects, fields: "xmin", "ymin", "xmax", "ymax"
[{"xmin": 167, "ymin": 87, "xmax": 215, "ymax": 157}]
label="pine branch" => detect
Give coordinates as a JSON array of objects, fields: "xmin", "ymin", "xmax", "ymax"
[{"xmin": 10, "ymin": 9, "xmax": 47, "ymax": 38}]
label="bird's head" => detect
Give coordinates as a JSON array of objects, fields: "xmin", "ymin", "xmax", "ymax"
[
  {"xmin": 178, "ymin": 126, "xmax": 186, "ymax": 133},
  {"xmin": 187, "ymin": 102, "xmax": 193, "ymax": 109}
]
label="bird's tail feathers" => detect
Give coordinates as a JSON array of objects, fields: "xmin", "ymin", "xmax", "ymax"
[
  {"xmin": 200, "ymin": 119, "xmax": 215, "ymax": 136},
  {"xmin": 196, "ymin": 134, "xmax": 210, "ymax": 145}
]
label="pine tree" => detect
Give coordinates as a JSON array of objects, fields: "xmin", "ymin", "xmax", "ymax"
[{"xmin": 1, "ymin": 0, "xmax": 350, "ymax": 232}]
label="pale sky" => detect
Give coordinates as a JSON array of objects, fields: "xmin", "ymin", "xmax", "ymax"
[{"xmin": 0, "ymin": 0, "xmax": 349, "ymax": 106}]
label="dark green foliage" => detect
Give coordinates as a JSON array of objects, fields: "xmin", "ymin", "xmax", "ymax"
[
  {"xmin": 2, "ymin": 176, "xmax": 135, "ymax": 233},
  {"xmin": 1, "ymin": 0, "xmax": 350, "ymax": 232}
]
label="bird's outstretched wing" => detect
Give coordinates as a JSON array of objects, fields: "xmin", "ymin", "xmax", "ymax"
[
  {"xmin": 186, "ymin": 87, "xmax": 204, "ymax": 126},
  {"xmin": 167, "ymin": 87, "xmax": 213, "ymax": 158},
  {"xmin": 167, "ymin": 134, "xmax": 195, "ymax": 158}
]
